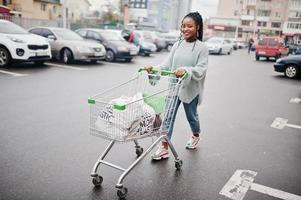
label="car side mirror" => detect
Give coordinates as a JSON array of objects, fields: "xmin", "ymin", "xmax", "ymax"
[{"xmin": 48, "ymin": 35, "xmax": 56, "ymax": 41}]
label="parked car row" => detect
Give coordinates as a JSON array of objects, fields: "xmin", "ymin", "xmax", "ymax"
[
  {"xmin": 29, "ymin": 27, "xmax": 106, "ymax": 64},
  {"xmin": 75, "ymin": 29, "xmax": 139, "ymax": 62},
  {"xmin": 0, "ymin": 20, "xmax": 177, "ymax": 67}
]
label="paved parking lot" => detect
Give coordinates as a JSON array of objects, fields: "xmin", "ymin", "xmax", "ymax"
[{"xmin": 0, "ymin": 50, "xmax": 300, "ymax": 200}]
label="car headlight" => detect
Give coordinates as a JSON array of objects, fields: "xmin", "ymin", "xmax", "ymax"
[
  {"xmin": 276, "ymin": 58, "xmax": 283, "ymax": 63},
  {"xmin": 117, "ymin": 46, "xmax": 128, "ymax": 52},
  {"xmin": 77, "ymin": 46, "xmax": 91, "ymax": 52},
  {"xmin": 7, "ymin": 36, "xmax": 25, "ymax": 43}
]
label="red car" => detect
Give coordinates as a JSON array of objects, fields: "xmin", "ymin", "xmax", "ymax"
[{"xmin": 255, "ymin": 36, "xmax": 289, "ymax": 61}]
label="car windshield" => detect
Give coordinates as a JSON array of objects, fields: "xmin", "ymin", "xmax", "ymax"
[
  {"xmin": 207, "ymin": 38, "xmax": 223, "ymax": 43},
  {"xmin": 98, "ymin": 31, "xmax": 124, "ymax": 41},
  {"xmin": 53, "ymin": 29, "xmax": 83, "ymax": 40},
  {"xmin": 0, "ymin": 21, "xmax": 28, "ymax": 34}
]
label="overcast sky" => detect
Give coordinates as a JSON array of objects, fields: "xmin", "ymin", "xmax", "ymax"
[
  {"xmin": 88, "ymin": 0, "xmax": 219, "ymax": 19},
  {"xmin": 191, "ymin": 0, "xmax": 219, "ymax": 19}
]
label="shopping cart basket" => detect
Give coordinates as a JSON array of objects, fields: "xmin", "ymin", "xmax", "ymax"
[{"xmin": 87, "ymin": 68, "xmax": 185, "ymax": 199}]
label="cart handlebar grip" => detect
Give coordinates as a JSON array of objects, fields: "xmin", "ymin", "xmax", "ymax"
[
  {"xmin": 138, "ymin": 67, "xmax": 188, "ymax": 79},
  {"xmin": 138, "ymin": 67, "xmax": 174, "ymax": 76}
]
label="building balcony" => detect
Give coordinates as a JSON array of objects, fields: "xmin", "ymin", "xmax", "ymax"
[
  {"xmin": 256, "ymin": 16, "xmax": 270, "ymax": 21},
  {"xmin": 257, "ymin": 4, "xmax": 271, "ymax": 10},
  {"xmin": 34, "ymin": 0, "xmax": 61, "ymax": 5},
  {"xmin": 241, "ymin": 15, "xmax": 255, "ymax": 21}
]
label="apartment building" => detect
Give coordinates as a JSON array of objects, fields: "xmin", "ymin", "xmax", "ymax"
[
  {"xmin": 209, "ymin": 0, "xmax": 301, "ymax": 43},
  {"xmin": 147, "ymin": 0, "xmax": 191, "ymax": 31},
  {"xmin": 63, "ymin": 0, "xmax": 91, "ymax": 21},
  {"xmin": 1, "ymin": 0, "xmax": 62, "ymax": 20}
]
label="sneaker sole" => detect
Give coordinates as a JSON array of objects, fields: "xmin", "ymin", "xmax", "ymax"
[
  {"xmin": 152, "ymin": 154, "xmax": 169, "ymax": 160},
  {"xmin": 185, "ymin": 146, "xmax": 197, "ymax": 150}
]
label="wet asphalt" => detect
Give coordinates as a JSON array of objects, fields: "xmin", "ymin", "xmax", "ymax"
[{"xmin": 0, "ymin": 50, "xmax": 300, "ymax": 200}]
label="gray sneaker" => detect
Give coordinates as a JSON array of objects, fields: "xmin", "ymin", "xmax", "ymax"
[
  {"xmin": 151, "ymin": 145, "xmax": 169, "ymax": 160},
  {"xmin": 186, "ymin": 135, "xmax": 200, "ymax": 149}
]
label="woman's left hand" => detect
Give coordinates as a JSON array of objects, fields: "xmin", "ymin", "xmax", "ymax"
[{"xmin": 174, "ymin": 68, "xmax": 186, "ymax": 77}]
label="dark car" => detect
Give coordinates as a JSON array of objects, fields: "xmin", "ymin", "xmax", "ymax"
[
  {"xmin": 274, "ymin": 55, "xmax": 301, "ymax": 78},
  {"xmin": 75, "ymin": 29, "xmax": 139, "ymax": 62},
  {"xmin": 295, "ymin": 47, "xmax": 301, "ymax": 55}
]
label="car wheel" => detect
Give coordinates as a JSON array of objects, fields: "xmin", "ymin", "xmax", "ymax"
[
  {"xmin": 0, "ymin": 47, "xmax": 11, "ymax": 67},
  {"xmin": 255, "ymin": 54, "xmax": 259, "ymax": 61},
  {"xmin": 144, "ymin": 53, "xmax": 150, "ymax": 56},
  {"xmin": 167, "ymin": 44, "xmax": 173, "ymax": 52},
  {"xmin": 62, "ymin": 48, "xmax": 73, "ymax": 64},
  {"xmin": 227, "ymin": 48, "xmax": 232, "ymax": 55},
  {"xmin": 106, "ymin": 50, "xmax": 115, "ymax": 62},
  {"xmin": 285, "ymin": 65, "xmax": 299, "ymax": 79}
]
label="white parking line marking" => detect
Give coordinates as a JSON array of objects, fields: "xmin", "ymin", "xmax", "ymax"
[
  {"xmin": 289, "ymin": 98, "xmax": 301, "ymax": 104},
  {"xmin": 0, "ymin": 70, "xmax": 28, "ymax": 77},
  {"xmin": 251, "ymin": 183, "xmax": 301, "ymax": 200},
  {"xmin": 271, "ymin": 117, "xmax": 301, "ymax": 130},
  {"xmin": 46, "ymin": 63, "xmax": 88, "ymax": 71},
  {"xmin": 219, "ymin": 170, "xmax": 257, "ymax": 200},
  {"xmin": 220, "ymin": 170, "xmax": 301, "ymax": 200}
]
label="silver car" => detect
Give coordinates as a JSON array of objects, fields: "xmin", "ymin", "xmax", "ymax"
[
  {"xmin": 205, "ymin": 37, "xmax": 233, "ymax": 55},
  {"xmin": 28, "ymin": 27, "xmax": 106, "ymax": 64}
]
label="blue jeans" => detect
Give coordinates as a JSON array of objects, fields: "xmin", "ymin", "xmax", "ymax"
[{"xmin": 163, "ymin": 95, "xmax": 200, "ymax": 139}]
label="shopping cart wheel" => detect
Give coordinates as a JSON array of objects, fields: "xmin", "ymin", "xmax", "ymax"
[
  {"xmin": 117, "ymin": 187, "xmax": 128, "ymax": 199},
  {"xmin": 135, "ymin": 147, "xmax": 144, "ymax": 157},
  {"xmin": 175, "ymin": 160, "xmax": 183, "ymax": 170},
  {"xmin": 92, "ymin": 175, "xmax": 103, "ymax": 187}
]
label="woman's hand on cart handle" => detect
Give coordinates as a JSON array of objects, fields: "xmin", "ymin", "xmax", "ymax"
[
  {"xmin": 174, "ymin": 68, "xmax": 186, "ymax": 78},
  {"xmin": 144, "ymin": 66, "xmax": 153, "ymax": 74}
]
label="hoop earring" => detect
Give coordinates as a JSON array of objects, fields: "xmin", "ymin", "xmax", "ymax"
[{"xmin": 196, "ymin": 31, "xmax": 199, "ymax": 39}]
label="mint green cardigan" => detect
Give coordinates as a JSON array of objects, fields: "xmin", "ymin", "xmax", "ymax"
[{"xmin": 159, "ymin": 39, "xmax": 208, "ymax": 105}]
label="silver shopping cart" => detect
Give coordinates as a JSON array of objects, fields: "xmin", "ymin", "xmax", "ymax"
[{"xmin": 87, "ymin": 68, "xmax": 184, "ymax": 199}]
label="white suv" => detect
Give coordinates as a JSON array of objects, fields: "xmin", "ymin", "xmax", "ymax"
[{"xmin": 0, "ymin": 20, "xmax": 51, "ymax": 67}]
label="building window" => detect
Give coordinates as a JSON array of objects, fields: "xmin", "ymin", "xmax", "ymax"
[
  {"xmin": 275, "ymin": 12, "xmax": 281, "ymax": 18},
  {"xmin": 128, "ymin": 0, "xmax": 148, "ymax": 9},
  {"xmin": 257, "ymin": 10, "xmax": 271, "ymax": 17},
  {"xmin": 257, "ymin": 21, "xmax": 267, "ymax": 27},
  {"xmin": 41, "ymin": 3, "xmax": 46, "ymax": 11},
  {"xmin": 242, "ymin": 20, "xmax": 251, "ymax": 26},
  {"xmin": 3, "ymin": 0, "xmax": 12, "ymax": 6},
  {"xmin": 290, "ymin": 0, "xmax": 301, "ymax": 8},
  {"xmin": 271, "ymin": 22, "xmax": 281, "ymax": 28},
  {"xmin": 53, "ymin": 6, "xmax": 56, "ymax": 13},
  {"xmin": 287, "ymin": 23, "xmax": 301, "ymax": 29}
]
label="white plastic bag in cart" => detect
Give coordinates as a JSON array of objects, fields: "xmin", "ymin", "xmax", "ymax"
[{"xmin": 95, "ymin": 93, "xmax": 156, "ymax": 139}]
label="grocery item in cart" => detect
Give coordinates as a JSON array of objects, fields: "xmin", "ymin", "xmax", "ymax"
[{"xmin": 94, "ymin": 93, "xmax": 156, "ymax": 139}]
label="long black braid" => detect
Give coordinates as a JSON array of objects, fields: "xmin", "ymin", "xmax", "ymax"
[{"xmin": 178, "ymin": 12, "xmax": 203, "ymax": 51}]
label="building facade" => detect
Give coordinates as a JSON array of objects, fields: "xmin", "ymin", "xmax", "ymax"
[
  {"xmin": 120, "ymin": 0, "xmax": 190, "ymax": 31},
  {"xmin": 1, "ymin": 0, "xmax": 62, "ymax": 20},
  {"xmin": 147, "ymin": 0, "xmax": 190, "ymax": 31},
  {"xmin": 209, "ymin": 0, "xmax": 301, "ymax": 43}
]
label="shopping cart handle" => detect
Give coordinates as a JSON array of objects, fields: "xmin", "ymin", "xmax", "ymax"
[
  {"xmin": 138, "ymin": 67, "xmax": 187, "ymax": 79},
  {"xmin": 138, "ymin": 67, "xmax": 174, "ymax": 76}
]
